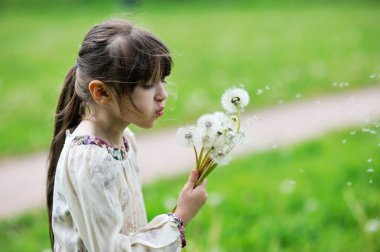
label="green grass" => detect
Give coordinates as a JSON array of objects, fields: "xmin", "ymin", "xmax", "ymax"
[
  {"xmin": 1, "ymin": 126, "xmax": 379, "ymax": 251},
  {"xmin": 0, "ymin": 2, "xmax": 379, "ymax": 156}
]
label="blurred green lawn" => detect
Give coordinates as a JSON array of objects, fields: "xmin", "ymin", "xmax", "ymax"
[
  {"xmin": 0, "ymin": 1, "xmax": 379, "ymax": 156},
  {"xmin": 1, "ymin": 126, "xmax": 379, "ymax": 251}
]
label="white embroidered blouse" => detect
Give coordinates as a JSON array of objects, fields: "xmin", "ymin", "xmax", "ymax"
[{"xmin": 52, "ymin": 128, "xmax": 181, "ymax": 251}]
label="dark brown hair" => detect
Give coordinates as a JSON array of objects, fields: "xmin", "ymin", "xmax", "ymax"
[{"xmin": 47, "ymin": 19, "xmax": 172, "ymax": 248}]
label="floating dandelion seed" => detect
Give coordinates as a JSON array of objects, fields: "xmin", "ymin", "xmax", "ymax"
[
  {"xmin": 370, "ymin": 74, "xmax": 376, "ymax": 79},
  {"xmin": 265, "ymin": 85, "xmax": 270, "ymax": 90},
  {"xmin": 256, "ymin": 88, "xmax": 263, "ymax": 95},
  {"xmin": 332, "ymin": 82, "xmax": 338, "ymax": 87},
  {"xmin": 279, "ymin": 179, "xmax": 296, "ymax": 194},
  {"xmin": 346, "ymin": 181, "xmax": 352, "ymax": 186},
  {"xmin": 369, "ymin": 179, "xmax": 373, "ymax": 184},
  {"xmin": 367, "ymin": 168, "xmax": 375, "ymax": 173},
  {"xmin": 295, "ymin": 93, "xmax": 302, "ymax": 99},
  {"xmin": 342, "ymin": 139, "xmax": 347, "ymax": 144},
  {"xmin": 362, "ymin": 127, "xmax": 377, "ymax": 134},
  {"xmin": 304, "ymin": 198, "xmax": 319, "ymax": 212},
  {"xmin": 350, "ymin": 131, "xmax": 356, "ymax": 135},
  {"xmin": 365, "ymin": 219, "xmax": 380, "ymax": 233},
  {"xmin": 368, "ymin": 158, "xmax": 373, "ymax": 163},
  {"xmin": 338, "ymin": 82, "xmax": 350, "ymax": 87},
  {"xmin": 373, "ymin": 122, "xmax": 380, "ymax": 128}
]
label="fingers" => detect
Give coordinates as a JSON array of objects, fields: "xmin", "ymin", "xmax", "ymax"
[{"xmin": 184, "ymin": 169, "xmax": 198, "ymax": 189}]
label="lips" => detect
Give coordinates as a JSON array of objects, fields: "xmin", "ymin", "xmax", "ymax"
[{"xmin": 156, "ymin": 107, "xmax": 164, "ymax": 116}]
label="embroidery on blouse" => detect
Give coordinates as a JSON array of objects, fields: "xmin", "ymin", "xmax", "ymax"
[{"xmin": 70, "ymin": 134, "xmax": 129, "ymax": 161}]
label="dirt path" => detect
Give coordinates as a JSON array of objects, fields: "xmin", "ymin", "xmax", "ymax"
[{"xmin": 1, "ymin": 85, "xmax": 379, "ymax": 218}]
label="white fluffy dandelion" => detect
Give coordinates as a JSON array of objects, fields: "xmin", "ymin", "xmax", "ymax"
[
  {"xmin": 210, "ymin": 150, "xmax": 231, "ymax": 165},
  {"xmin": 197, "ymin": 114, "xmax": 222, "ymax": 133},
  {"xmin": 213, "ymin": 111, "xmax": 229, "ymax": 126},
  {"xmin": 221, "ymin": 87, "xmax": 250, "ymax": 113},
  {"xmin": 176, "ymin": 126, "xmax": 201, "ymax": 148}
]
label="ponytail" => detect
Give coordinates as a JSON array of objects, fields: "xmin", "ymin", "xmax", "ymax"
[{"xmin": 47, "ymin": 66, "xmax": 84, "ymax": 248}]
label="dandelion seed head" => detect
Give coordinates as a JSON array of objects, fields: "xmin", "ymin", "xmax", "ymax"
[
  {"xmin": 213, "ymin": 111, "xmax": 229, "ymax": 126},
  {"xmin": 176, "ymin": 126, "xmax": 201, "ymax": 148},
  {"xmin": 233, "ymin": 130, "xmax": 248, "ymax": 145},
  {"xmin": 365, "ymin": 219, "xmax": 380, "ymax": 233},
  {"xmin": 197, "ymin": 114, "xmax": 221, "ymax": 133},
  {"xmin": 221, "ymin": 87, "xmax": 250, "ymax": 113},
  {"xmin": 210, "ymin": 150, "xmax": 231, "ymax": 165}
]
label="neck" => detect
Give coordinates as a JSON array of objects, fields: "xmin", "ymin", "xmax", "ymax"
[
  {"xmin": 79, "ymin": 109, "xmax": 129, "ymax": 148},
  {"xmin": 94, "ymin": 118, "xmax": 126, "ymax": 147}
]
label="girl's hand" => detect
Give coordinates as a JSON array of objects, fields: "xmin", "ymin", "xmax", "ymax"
[{"xmin": 174, "ymin": 169, "xmax": 208, "ymax": 226}]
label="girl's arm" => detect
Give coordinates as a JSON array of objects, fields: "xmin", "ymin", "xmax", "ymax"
[{"xmin": 57, "ymin": 146, "xmax": 182, "ymax": 252}]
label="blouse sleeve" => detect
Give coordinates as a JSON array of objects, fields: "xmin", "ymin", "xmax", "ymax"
[{"xmin": 64, "ymin": 145, "xmax": 181, "ymax": 252}]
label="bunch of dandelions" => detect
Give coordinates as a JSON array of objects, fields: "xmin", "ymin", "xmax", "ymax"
[{"xmin": 176, "ymin": 87, "xmax": 250, "ymax": 189}]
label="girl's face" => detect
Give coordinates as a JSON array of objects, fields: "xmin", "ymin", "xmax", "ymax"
[{"xmin": 117, "ymin": 78, "xmax": 168, "ymax": 129}]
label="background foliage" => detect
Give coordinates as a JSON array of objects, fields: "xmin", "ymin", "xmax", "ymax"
[{"xmin": 0, "ymin": 0, "xmax": 379, "ymax": 156}]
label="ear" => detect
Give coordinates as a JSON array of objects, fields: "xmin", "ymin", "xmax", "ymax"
[{"xmin": 88, "ymin": 80, "xmax": 112, "ymax": 106}]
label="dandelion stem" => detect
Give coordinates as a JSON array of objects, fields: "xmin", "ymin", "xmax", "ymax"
[
  {"xmin": 196, "ymin": 162, "xmax": 217, "ymax": 187},
  {"xmin": 193, "ymin": 146, "xmax": 199, "ymax": 170},
  {"xmin": 199, "ymin": 148, "xmax": 213, "ymax": 173},
  {"xmin": 197, "ymin": 147, "xmax": 204, "ymax": 172}
]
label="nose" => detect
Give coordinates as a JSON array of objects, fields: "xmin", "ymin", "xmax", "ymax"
[{"xmin": 155, "ymin": 82, "xmax": 168, "ymax": 102}]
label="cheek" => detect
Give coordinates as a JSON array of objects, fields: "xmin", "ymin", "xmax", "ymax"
[{"xmin": 131, "ymin": 91, "xmax": 152, "ymax": 113}]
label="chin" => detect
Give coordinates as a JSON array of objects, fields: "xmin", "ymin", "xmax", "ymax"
[{"xmin": 136, "ymin": 120, "xmax": 156, "ymax": 129}]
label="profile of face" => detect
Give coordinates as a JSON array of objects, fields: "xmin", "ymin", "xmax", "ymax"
[{"xmin": 119, "ymin": 76, "xmax": 168, "ymax": 129}]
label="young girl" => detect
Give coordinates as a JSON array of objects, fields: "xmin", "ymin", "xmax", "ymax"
[{"xmin": 47, "ymin": 19, "xmax": 208, "ymax": 251}]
